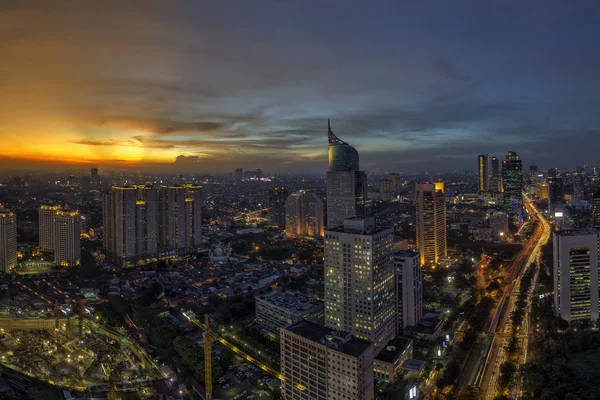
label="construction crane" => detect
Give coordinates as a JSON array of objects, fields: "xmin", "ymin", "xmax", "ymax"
[{"xmin": 182, "ymin": 312, "xmax": 306, "ymax": 397}]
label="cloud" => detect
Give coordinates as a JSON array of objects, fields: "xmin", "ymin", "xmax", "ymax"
[{"xmin": 433, "ymin": 58, "xmax": 471, "ymax": 82}]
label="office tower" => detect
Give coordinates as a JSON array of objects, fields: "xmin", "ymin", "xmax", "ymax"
[
  {"xmin": 268, "ymin": 187, "xmax": 289, "ymax": 229},
  {"xmin": 379, "ymin": 179, "xmax": 393, "ymax": 200},
  {"xmin": 395, "ymin": 251, "xmax": 422, "ymax": 330},
  {"xmin": 80, "ymin": 175, "xmax": 91, "ymax": 188},
  {"xmin": 234, "ymin": 168, "xmax": 243, "ymax": 180},
  {"xmin": 593, "ymin": 191, "xmax": 600, "ymax": 230},
  {"xmin": 502, "ymin": 151, "xmax": 523, "ymax": 209},
  {"xmin": 553, "ymin": 230, "xmax": 599, "ymax": 322},
  {"xmin": 324, "ymin": 217, "xmax": 396, "ymax": 353},
  {"xmin": 489, "ymin": 211, "xmax": 509, "ymax": 236},
  {"xmin": 326, "ymin": 120, "xmax": 367, "ymax": 228},
  {"xmin": 280, "ymin": 320, "xmax": 374, "ymax": 400},
  {"xmin": 489, "ymin": 156, "xmax": 501, "ymax": 192},
  {"xmin": 595, "ymin": 167, "xmax": 600, "ymax": 180},
  {"xmin": 529, "ymin": 165, "xmax": 538, "ymax": 185},
  {"xmin": 159, "ymin": 185, "xmax": 202, "ymax": 254},
  {"xmin": 0, "ymin": 207, "xmax": 17, "ymax": 273},
  {"xmin": 539, "ymin": 182, "xmax": 549, "ymax": 200},
  {"xmin": 54, "ymin": 210, "xmax": 81, "ymax": 267},
  {"xmin": 415, "ymin": 183, "xmax": 447, "ymax": 265},
  {"xmin": 572, "ymin": 167, "xmax": 584, "ymax": 202},
  {"xmin": 90, "ymin": 168, "xmax": 99, "ymax": 184},
  {"xmin": 39, "ymin": 205, "xmax": 61, "ymax": 252},
  {"xmin": 478, "ymin": 154, "xmax": 489, "ymax": 192},
  {"xmin": 548, "ymin": 176, "xmax": 564, "ymax": 213},
  {"xmin": 548, "ymin": 168, "xmax": 558, "ymax": 178},
  {"xmin": 390, "ymin": 173, "xmax": 401, "ymax": 194},
  {"xmin": 285, "ymin": 190, "xmax": 324, "ymax": 238},
  {"xmin": 103, "ymin": 186, "xmax": 159, "ymax": 265}
]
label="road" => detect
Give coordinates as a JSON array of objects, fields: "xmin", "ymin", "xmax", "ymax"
[{"xmin": 480, "ymin": 199, "xmax": 551, "ymax": 399}]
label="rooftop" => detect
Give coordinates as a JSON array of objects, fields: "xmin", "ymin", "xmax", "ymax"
[
  {"xmin": 375, "ymin": 336, "xmax": 413, "ymax": 363},
  {"xmin": 401, "ymin": 359, "xmax": 427, "ymax": 372},
  {"xmin": 556, "ymin": 229, "xmax": 597, "ymax": 237},
  {"xmin": 257, "ymin": 290, "xmax": 321, "ymax": 314},
  {"xmin": 394, "ymin": 250, "xmax": 420, "ymax": 258},
  {"xmin": 326, "ymin": 216, "xmax": 391, "ymax": 236},
  {"xmin": 284, "ymin": 320, "xmax": 371, "ymax": 358}
]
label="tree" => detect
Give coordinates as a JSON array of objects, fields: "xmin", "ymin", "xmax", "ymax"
[{"xmin": 457, "ymin": 387, "xmax": 479, "ymax": 400}]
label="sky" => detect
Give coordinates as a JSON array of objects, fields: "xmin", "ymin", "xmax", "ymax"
[{"xmin": 2, "ymin": 0, "xmax": 600, "ymax": 173}]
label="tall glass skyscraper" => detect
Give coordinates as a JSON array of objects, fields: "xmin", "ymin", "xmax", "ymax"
[
  {"xmin": 502, "ymin": 151, "xmax": 523, "ymax": 210},
  {"xmin": 326, "ymin": 120, "xmax": 366, "ymax": 228}
]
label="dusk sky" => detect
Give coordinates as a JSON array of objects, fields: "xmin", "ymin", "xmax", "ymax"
[{"xmin": 2, "ymin": 1, "xmax": 600, "ymax": 173}]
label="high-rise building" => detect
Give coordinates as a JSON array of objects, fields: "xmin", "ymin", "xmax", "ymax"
[
  {"xmin": 415, "ymin": 183, "xmax": 447, "ymax": 265},
  {"xmin": 478, "ymin": 154, "xmax": 489, "ymax": 193},
  {"xmin": 234, "ymin": 168, "xmax": 243, "ymax": 180},
  {"xmin": 489, "ymin": 156, "xmax": 501, "ymax": 192},
  {"xmin": 390, "ymin": 173, "xmax": 401, "ymax": 195},
  {"xmin": 39, "ymin": 206, "xmax": 81, "ymax": 266},
  {"xmin": 90, "ymin": 168, "xmax": 99, "ymax": 184},
  {"xmin": 268, "ymin": 187, "xmax": 289, "ymax": 229},
  {"xmin": 502, "ymin": 151, "xmax": 523, "ymax": 209},
  {"xmin": 395, "ymin": 251, "xmax": 422, "ymax": 330},
  {"xmin": 593, "ymin": 190, "xmax": 600, "ymax": 230},
  {"xmin": 548, "ymin": 176, "xmax": 564, "ymax": 213},
  {"xmin": 379, "ymin": 179, "xmax": 393, "ymax": 200},
  {"xmin": 103, "ymin": 186, "xmax": 159, "ymax": 265},
  {"xmin": 529, "ymin": 165, "xmax": 538, "ymax": 185},
  {"xmin": 324, "ymin": 217, "xmax": 396, "ymax": 353},
  {"xmin": 285, "ymin": 190, "xmax": 324, "ymax": 238},
  {"xmin": 39, "ymin": 205, "xmax": 61, "ymax": 252},
  {"xmin": 280, "ymin": 320, "xmax": 374, "ymax": 400},
  {"xmin": 326, "ymin": 120, "xmax": 367, "ymax": 228},
  {"xmin": 572, "ymin": 167, "xmax": 584, "ymax": 202},
  {"xmin": 0, "ymin": 207, "xmax": 17, "ymax": 273},
  {"xmin": 159, "ymin": 185, "xmax": 202, "ymax": 254},
  {"xmin": 553, "ymin": 230, "xmax": 599, "ymax": 322},
  {"xmin": 539, "ymin": 182, "xmax": 549, "ymax": 200},
  {"xmin": 54, "ymin": 210, "xmax": 81, "ymax": 267}
]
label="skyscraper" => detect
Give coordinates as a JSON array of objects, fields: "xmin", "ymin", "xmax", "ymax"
[
  {"xmin": 489, "ymin": 156, "xmax": 501, "ymax": 192},
  {"xmin": 592, "ymin": 190, "xmax": 600, "ymax": 230},
  {"xmin": 478, "ymin": 154, "xmax": 489, "ymax": 192},
  {"xmin": 390, "ymin": 172, "xmax": 401, "ymax": 195},
  {"xmin": 548, "ymin": 175, "xmax": 564, "ymax": 213},
  {"xmin": 415, "ymin": 183, "xmax": 447, "ymax": 265},
  {"xmin": 529, "ymin": 165, "xmax": 538, "ymax": 186},
  {"xmin": 553, "ymin": 230, "xmax": 599, "ymax": 322},
  {"xmin": 159, "ymin": 185, "xmax": 202, "ymax": 254},
  {"xmin": 268, "ymin": 187, "xmax": 289, "ymax": 229},
  {"xmin": 324, "ymin": 217, "xmax": 396, "ymax": 353},
  {"xmin": 0, "ymin": 207, "xmax": 17, "ymax": 273},
  {"xmin": 572, "ymin": 167, "xmax": 584, "ymax": 202},
  {"xmin": 103, "ymin": 186, "xmax": 159, "ymax": 265},
  {"xmin": 280, "ymin": 320, "xmax": 374, "ymax": 400},
  {"xmin": 285, "ymin": 190, "xmax": 324, "ymax": 238},
  {"xmin": 326, "ymin": 120, "xmax": 367, "ymax": 228},
  {"xmin": 502, "ymin": 151, "xmax": 523, "ymax": 209},
  {"xmin": 90, "ymin": 168, "xmax": 99, "ymax": 184},
  {"xmin": 395, "ymin": 251, "xmax": 422, "ymax": 330},
  {"xmin": 234, "ymin": 168, "xmax": 243, "ymax": 180},
  {"xmin": 54, "ymin": 210, "xmax": 81, "ymax": 267},
  {"xmin": 39, "ymin": 205, "xmax": 61, "ymax": 252}
]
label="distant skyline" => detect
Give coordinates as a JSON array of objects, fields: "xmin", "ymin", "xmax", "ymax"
[{"xmin": 2, "ymin": 1, "xmax": 600, "ymax": 172}]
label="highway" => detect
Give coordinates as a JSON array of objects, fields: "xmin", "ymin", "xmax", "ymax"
[{"xmin": 480, "ymin": 198, "xmax": 551, "ymax": 399}]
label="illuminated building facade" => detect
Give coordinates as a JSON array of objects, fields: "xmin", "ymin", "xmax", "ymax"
[
  {"xmin": 394, "ymin": 251, "xmax": 422, "ymax": 330},
  {"xmin": 572, "ymin": 167, "xmax": 584, "ymax": 202},
  {"xmin": 326, "ymin": 120, "xmax": 366, "ymax": 228},
  {"xmin": 415, "ymin": 183, "xmax": 447, "ymax": 265},
  {"xmin": 553, "ymin": 230, "xmax": 599, "ymax": 322},
  {"xmin": 0, "ymin": 207, "xmax": 17, "ymax": 273},
  {"xmin": 502, "ymin": 151, "xmax": 523, "ymax": 209},
  {"xmin": 593, "ymin": 190, "xmax": 600, "ymax": 230},
  {"xmin": 268, "ymin": 187, "xmax": 290, "ymax": 228},
  {"xmin": 54, "ymin": 210, "xmax": 81, "ymax": 267},
  {"xmin": 489, "ymin": 156, "xmax": 501, "ymax": 192},
  {"xmin": 39, "ymin": 205, "xmax": 61, "ymax": 252},
  {"xmin": 103, "ymin": 186, "xmax": 159, "ymax": 265},
  {"xmin": 548, "ymin": 175, "xmax": 564, "ymax": 213},
  {"xmin": 478, "ymin": 154, "xmax": 489, "ymax": 192},
  {"xmin": 324, "ymin": 217, "xmax": 396, "ymax": 353},
  {"xmin": 539, "ymin": 182, "xmax": 549, "ymax": 200},
  {"xmin": 280, "ymin": 320, "xmax": 374, "ymax": 400},
  {"xmin": 285, "ymin": 190, "xmax": 324, "ymax": 238},
  {"xmin": 159, "ymin": 185, "xmax": 202, "ymax": 254}
]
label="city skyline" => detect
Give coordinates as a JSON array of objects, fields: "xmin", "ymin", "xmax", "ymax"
[{"xmin": 2, "ymin": 1, "xmax": 600, "ymax": 173}]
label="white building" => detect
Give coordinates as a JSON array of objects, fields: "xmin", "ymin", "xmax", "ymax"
[
  {"xmin": 103, "ymin": 186, "xmax": 158, "ymax": 265},
  {"xmin": 415, "ymin": 183, "xmax": 447, "ymax": 265},
  {"xmin": 553, "ymin": 230, "xmax": 599, "ymax": 322},
  {"xmin": 285, "ymin": 190, "xmax": 324, "ymax": 238},
  {"xmin": 324, "ymin": 217, "xmax": 396, "ymax": 353},
  {"xmin": 395, "ymin": 251, "xmax": 423, "ymax": 330},
  {"xmin": 39, "ymin": 205, "xmax": 61, "ymax": 252},
  {"xmin": 0, "ymin": 207, "xmax": 17, "ymax": 273},
  {"xmin": 280, "ymin": 320, "xmax": 374, "ymax": 400},
  {"xmin": 54, "ymin": 210, "xmax": 81, "ymax": 267},
  {"xmin": 255, "ymin": 290, "xmax": 324, "ymax": 338}
]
